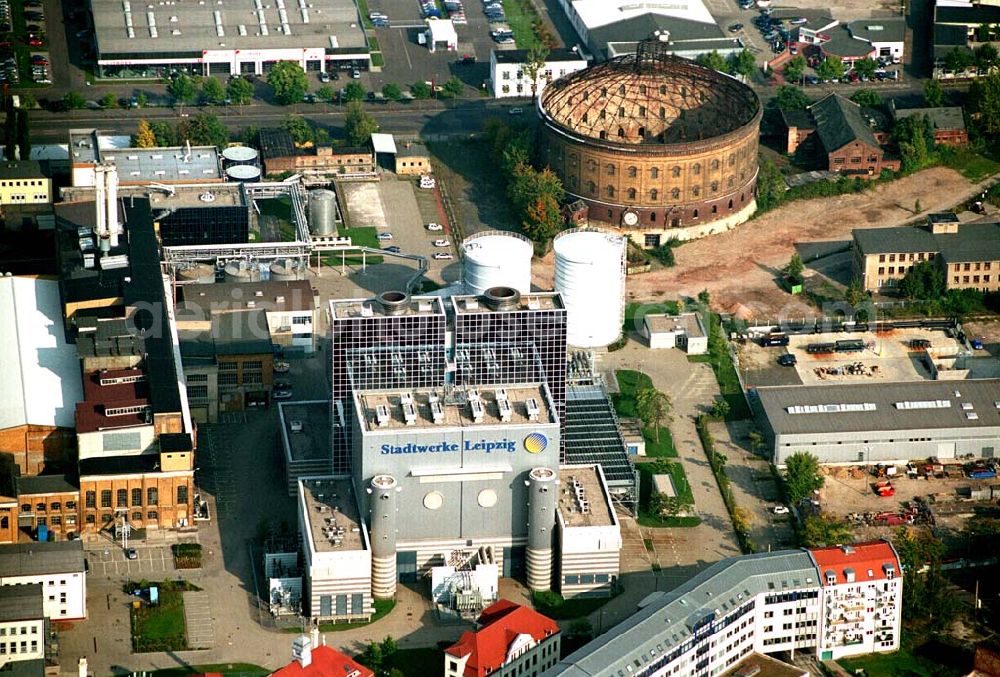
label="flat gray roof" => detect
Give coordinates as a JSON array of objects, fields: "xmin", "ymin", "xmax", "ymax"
[
  {"xmin": 553, "ymin": 550, "xmax": 817, "ymax": 675},
  {"xmin": 891, "ymin": 106, "xmax": 966, "ymax": 132},
  {"xmin": 331, "ymin": 296, "xmax": 446, "ymax": 320},
  {"xmin": 758, "ymin": 379, "xmax": 1000, "ymax": 436},
  {"xmin": 451, "ymin": 292, "xmax": 563, "ymax": 314},
  {"xmin": 92, "ymin": 0, "xmax": 368, "ymax": 55},
  {"xmin": 559, "ymin": 465, "xmax": 615, "ymax": 528},
  {"xmin": 299, "ymin": 476, "xmax": 365, "ymax": 553},
  {"xmin": 69, "ymin": 131, "xmax": 222, "ymax": 183},
  {"xmin": 0, "ymin": 584, "xmax": 43, "ymax": 622},
  {"xmin": 847, "ymin": 18, "xmax": 905, "ymax": 43},
  {"xmin": 357, "ymin": 384, "xmax": 553, "ymax": 431},
  {"xmin": 645, "ymin": 312, "xmax": 705, "ymax": 339},
  {"xmin": 281, "ymin": 401, "xmax": 332, "ymax": 463},
  {"xmin": 0, "ymin": 541, "xmax": 85, "ymax": 578},
  {"xmin": 854, "ymin": 222, "xmax": 1000, "ymax": 262}
]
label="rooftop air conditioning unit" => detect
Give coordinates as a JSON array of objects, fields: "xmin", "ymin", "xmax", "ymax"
[
  {"xmin": 402, "ymin": 402, "xmax": 417, "ymax": 425},
  {"xmin": 498, "ymin": 398, "xmax": 513, "ymax": 422},
  {"xmin": 526, "ymin": 397, "xmax": 540, "ymax": 421},
  {"xmin": 431, "ymin": 401, "xmax": 445, "ymax": 424},
  {"xmin": 375, "ymin": 404, "xmax": 391, "ymax": 427},
  {"xmin": 470, "ymin": 398, "xmax": 485, "ymax": 423}
]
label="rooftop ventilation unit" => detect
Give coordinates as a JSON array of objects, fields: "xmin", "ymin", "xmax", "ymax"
[
  {"xmin": 418, "ymin": 300, "xmax": 433, "ymax": 312},
  {"xmin": 498, "ymin": 397, "xmax": 513, "ymax": 422},
  {"xmin": 402, "ymin": 402, "xmax": 417, "ymax": 425},
  {"xmin": 470, "ymin": 398, "xmax": 485, "ymax": 423},
  {"xmin": 375, "ymin": 404, "xmax": 390, "ymax": 427},
  {"xmin": 464, "ymin": 298, "xmax": 479, "ymax": 310},
  {"xmin": 961, "ymin": 402, "xmax": 974, "ymax": 410},
  {"xmin": 99, "ymin": 255, "xmax": 130, "ymax": 270},
  {"xmin": 526, "ymin": 397, "xmax": 540, "ymax": 421},
  {"xmin": 467, "ymin": 389, "xmax": 480, "ymax": 401},
  {"xmin": 360, "ymin": 304, "xmax": 374, "ymax": 317},
  {"xmin": 431, "ymin": 401, "xmax": 445, "ymax": 424},
  {"xmin": 400, "ymin": 392, "xmax": 413, "ymax": 405},
  {"xmin": 495, "ymin": 388, "xmax": 508, "ymax": 402}
]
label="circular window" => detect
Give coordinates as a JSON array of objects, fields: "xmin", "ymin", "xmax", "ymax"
[
  {"xmin": 478, "ymin": 489, "xmax": 498, "ymax": 508},
  {"xmin": 423, "ymin": 491, "xmax": 443, "ymax": 510}
]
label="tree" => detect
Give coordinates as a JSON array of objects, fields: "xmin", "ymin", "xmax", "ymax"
[
  {"xmin": 316, "ymin": 85, "xmax": 336, "ymax": 103},
  {"xmin": 636, "ymin": 387, "xmax": 672, "ymax": 443},
  {"xmin": 969, "ymin": 71, "xmax": 1000, "ymax": 137},
  {"xmin": 697, "ymin": 289, "xmax": 711, "ymax": 306},
  {"xmin": 696, "ymin": 50, "xmax": 729, "ymax": 73},
  {"xmin": 732, "ymin": 506, "xmax": 752, "ymax": 535},
  {"xmin": 439, "ymin": 76, "xmax": 464, "ymax": 98},
  {"xmin": 381, "ymin": 83, "xmax": 402, "ymax": 101},
  {"xmin": 227, "ymin": 76, "xmax": 255, "ymax": 105},
  {"xmin": 711, "ymin": 397, "xmax": 730, "ymax": 420},
  {"xmin": 815, "ymin": 56, "xmax": 846, "ymax": 81},
  {"xmin": 850, "ymin": 89, "xmax": 882, "ymax": 108},
  {"xmin": 201, "ymin": 76, "xmax": 225, "ymax": 105},
  {"xmin": 167, "ymin": 74, "xmax": 198, "ymax": 108},
  {"xmin": 747, "ymin": 430, "xmax": 765, "ymax": 454},
  {"xmin": 844, "ymin": 277, "xmax": 870, "ymax": 306},
  {"xmin": 136, "ymin": 92, "xmax": 148, "ymax": 108},
  {"xmin": 731, "ymin": 50, "xmax": 756, "ymax": 79},
  {"xmin": 267, "ymin": 61, "xmax": 309, "ymax": 105},
  {"xmin": 774, "ymin": 85, "xmax": 810, "ymax": 111},
  {"xmin": 176, "ymin": 113, "xmax": 229, "ymax": 149},
  {"xmin": 898, "ymin": 260, "xmax": 946, "ymax": 300},
  {"xmin": 975, "ymin": 43, "xmax": 1000, "ymax": 74},
  {"xmin": 894, "ymin": 114, "xmax": 934, "ymax": 172},
  {"xmin": 343, "ymin": 81, "xmax": 366, "ymax": 103},
  {"xmin": 756, "ymin": 158, "xmax": 786, "ymax": 211},
  {"xmin": 783, "ymin": 451, "xmax": 824, "ymax": 505},
  {"xmin": 892, "ymin": 527, "xmax": 960, "ymax": 627},
  {"xmin": 149, "ymin": 121, "xmax": 175, "ymax": 146},
  {"xmin": 944, "ymin": 46, "xmax": 974, "ymax": 73},
  {"xmin": 344, "ymin": 101, "xmax": 379, "ymax": 146},
  {"xmin": 567, "ymin": 618, "xmax": 593, "ymax": 641},
  {"xmin": 133, "ymin": 119, "xmax": 157, "ymax": 148},
  {"xmin": 15, "ymin": 110, "xmax": 29, "ymax": 162},
  {"xmin": 923, "ymin": 78, "xmax": 944, "ymax": 108},
  {"xmin": 853, "ymin": 58, "xmax": 878, "ymax": 81},
  {"xmin": 100, "ymin": 92, "xmax": 118, "ymax": 108},
  {"xmin": 410, "ymin": 81, "xmax": 432, "ymax": 99},
  {"xmin": 521, "ymin": 191, "xmax": 562, "ymax": 242},
  {"xmin": 358, "ymin": 636, "xmax": 399, "ymax": 677},
  {"xmin": 524, "ymin": 43, "xmax": 550, "ymax": 98},
  {"xmin": 17, "ymin": 93, "xmax": 37, "ymax": 109},
  {"xmin": 283, "ymin": 115, "xmax": 314, "ymax": 145},
  {"xmin": 785, "ymin": 252, "xmax": 804, "ymax": 283},
  {"xmin": 799, "ymin": 514, "xmax": 853, "ymax": 547},
  {"xmin": 783, "ymin": 56, "xmax": 806, "ymax": 84},
  {"xmin": 63, "ymin": 91, "xmax": 86, "ymax": 110}
]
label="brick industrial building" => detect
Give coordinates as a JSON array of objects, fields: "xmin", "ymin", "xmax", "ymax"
[{"xmin": 537, "ymin": 38, "xmax": 762, "ymax": 246}]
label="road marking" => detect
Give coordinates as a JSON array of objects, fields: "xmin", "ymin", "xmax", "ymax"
[{"xmin": 399, "ymin": 28, "xmax": 414, "ymax": 70}]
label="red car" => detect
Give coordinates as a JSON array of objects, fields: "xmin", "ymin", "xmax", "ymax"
[
  {"xmin": 26, "ymin": 38, "xmax": 44, "ymax": 46},
  {"xmin": 31, "ymin": 56, "xmax": 48, "ymax": 64}
]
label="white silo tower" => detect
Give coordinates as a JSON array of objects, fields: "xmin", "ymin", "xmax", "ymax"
[
  {"xmin": 553, "ymin": 228, "xmax": 626, "ymax": 348},
  {"xmin": 462, "ymin": 230, "xmax": 533, "ymax": 296}
]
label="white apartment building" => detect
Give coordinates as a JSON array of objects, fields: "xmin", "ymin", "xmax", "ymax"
[
  {"xmin": 548, "ymin": 541, "xmax": 902, "ymax": 676},
  {"xmin": 0, "ymin": 542, "xmax": 87, "ymax": 621},
  {"xmin": 0, "ymin": 585, "xmax": 45, "ymax": 666},
  {"xmin": 490, "ymin": 48, "xmax": 587, "ymax": 99}
]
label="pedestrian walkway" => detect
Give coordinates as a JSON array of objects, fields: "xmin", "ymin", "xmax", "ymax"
[{"xmin": 183, "ymin": 591, "xmax": 216, "ymax": 649}]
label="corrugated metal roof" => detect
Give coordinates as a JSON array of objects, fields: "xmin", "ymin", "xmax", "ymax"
[
  {"xmin": 0, "ymin": 277, "xmax": 84, "ymax": 430},
  {"xmin": 552, "ymin": 550, "xmax": 817, "ymax": 675}
]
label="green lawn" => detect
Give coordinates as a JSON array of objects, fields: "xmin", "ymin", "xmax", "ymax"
[
  {"xmin": 611, "ymin": 369, "xmax": 654, "ymax": 419},
  {"xmin": 642, "ymin": 426, "xmax": 676, "ymax": 458},
  {"xmin": 938, "ymin": 145, "xmax": 1000, "ymax": 182},
  {"xmin": 838, "ymin": 646, "xmax": 964, "ymax": 677},
  {"xmin": 131, "ymin": 587, "xmax": 188, "ymax": 652},
  {"xmin": 145, "ymin": 665, "xmax": 269, "ymax": 677},
  {"xmin": 635, "ymin": 459, "xmax": 698, "ymax": 527},
  {"xmin": 501, "ymin": 0, "xmax": 541, "ymax": 49},
  {"xmin": 695, "ymin": 314, "xmax": 751, "ymax": 420},
  {"xmin": 286, "ymin": 599, "xmax": 396, "ymax": 633},
  {"xmin": 532, "ymin": 590, "xmax": 615, "ymax": 620},
  {"xmin": 338, "ymin": 226, "xmax": 384, "ymax": 265}
]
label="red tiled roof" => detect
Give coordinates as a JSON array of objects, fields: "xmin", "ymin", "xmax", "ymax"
[
  {"xmin": 76, "ymin": 369, "xmax": 150, "ymax": 433},
  {"xmin": 271, "ymin": 645, "xmax": 373, "ymax": 677},
  {"xmin": 809, "ymin": 540, "xmax": 899, "ymax": 586},
  {"xmin": 445, "ymin": 600, "xmax": 559, "ymax": 677}
]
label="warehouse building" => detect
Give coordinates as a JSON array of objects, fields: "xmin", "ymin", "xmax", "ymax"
[
  {"xmin": 69, "ymin": 130, "xmax": 222, "ymax": 186},
  {"xmin": 90, "ymin": 0, "xmax": 370, "ymax": 79},
  {"xmin": 757, "ymin": 379, "xmax": 1000, "ymax": 466},
  {"xmin": 551, "ymin": 541, "xmax": 901, "ymax": 675}
]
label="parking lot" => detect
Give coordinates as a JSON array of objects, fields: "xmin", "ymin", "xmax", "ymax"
[
  {"xmin": 85, "ymin": 544, "xmax": 178, "ymax": 577},
  {"xmin": 740, "ymin": 327, "xmax": 975, "ymax": 389}
]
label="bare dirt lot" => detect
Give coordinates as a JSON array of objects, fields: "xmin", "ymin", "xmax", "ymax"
[{"xmin": 533, "ymin": 167, "xmax": 990, "ymax": 318}]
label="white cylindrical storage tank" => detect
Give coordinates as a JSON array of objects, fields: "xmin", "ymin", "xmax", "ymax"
[
  {"xmin": 176, "ymin": 262, "xmax": 216, "ymax": 284},
  {"xmin": 269, "ymin": 258, "xmax": 305, "ymax": 281},
  {"xmin": 308, "ymin": 189, "xmax": 337, "ymax": 237},
  {"xmin": 221, "ymin": 145, "xmax": 259, "ymax": 168},
  {"xmin": 225, "ymin": 165, "xmax": 261, "ymax": 183},
  {"xmin": 554, "ymin": 228, "xmax": 626, "ymax": 348},
  {"xmin": 461, "ymin": 230, "xmax": 533, "ymax": 296},
  {"xmin": 224, "ymin": 261, "xmax": 253, "ymax": 283}
]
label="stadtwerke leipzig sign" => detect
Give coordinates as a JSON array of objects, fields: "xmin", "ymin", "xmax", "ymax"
[{"xmin": 380, "ymin": 432, "xmax": 549, "ymax": 455}]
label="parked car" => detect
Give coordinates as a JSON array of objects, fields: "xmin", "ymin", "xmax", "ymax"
[
  {"xmin": 728, "ymin": 23, "xmax": 743, "ymax": 32},
  {"xmin": 125, "ymin": 547, "xmax": 138, "ymax": 560},
  {"xmin": 377, "ymin": 232, "xmax": 393, "ymax": 241},
  {"xmin": 273, "ymin": 360, "xmax": 290, "ymax": 373},
  {"xmin": 433, "ymin": 239, "xmax": 451, "ymax": 247},
  {"xmin": 777, "ymin": 353, "xmax": 797, "ymax": 367},
  {"xmin": 773, "ymin": 505, "xmax": 790, "ymax": 515},
  {"xmin": 385, "ymin": 245, "xmax": 401, "ymax": 253},
  {"xmin": 289, "ymin": 420, "xmax": 304, "ymax": 433},
  {"xmin": 508, "ymin": 107, "xmax": 524, "ymax": 115},
  {"xmin": 318, "ymin": 71, "xmax": 331, "ymax": 82},
  {"xmin": 273, "ymin": 389, "xmax": 293, "ymax": 400},
  {"xmin": 351, "ymin": 69, "xmax": 361, "ymax": 79},
  {"xmin": 433, "ymin": 252, "xmax": 454, "ymax": 260},
  {"xmin": 426, "ymin": 222, "xmax": 443, "ymax": 231},
  {"xmin": 274, "ymin": 381, "xmax": 292, "ymax": 391}
]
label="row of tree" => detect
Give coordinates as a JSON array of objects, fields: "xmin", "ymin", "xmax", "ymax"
[
  {"xmin": 485, "ymin": 120, "xmax": 566, "ymax": 243},
  {"xmin": 695, "ymin": 50, "xmax": 757, "ymax": 80}
]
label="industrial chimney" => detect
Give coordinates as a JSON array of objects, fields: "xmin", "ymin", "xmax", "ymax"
[
  {"xmin": 106, "ymin": 163, "xmax": 120, "ymax": 249},
  {"xmin": 94, "ymin": 165, "xmax": 107, "ymax": 253}
]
